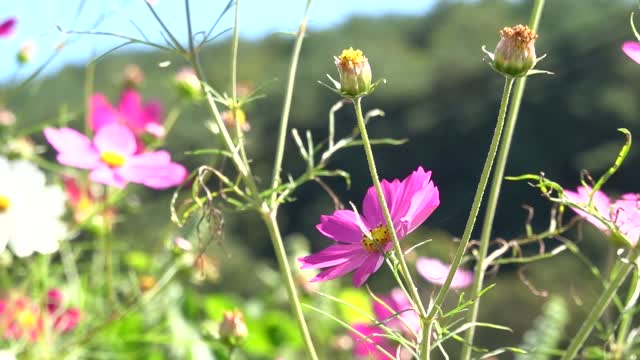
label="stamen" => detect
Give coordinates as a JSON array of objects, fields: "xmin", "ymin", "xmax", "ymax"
[
  {"xmin": 361, "ymin": 225, "xmax": 392, "ymax": 253},
  {"xmin": 100, "ymin": 151, "xmax": 126, "ymax": 168},
  {"xmin": 0, "ymin": 195, "xmax": 10, "ymax": 213}
]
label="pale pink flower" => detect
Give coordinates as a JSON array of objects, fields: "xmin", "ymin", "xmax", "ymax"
[
  {"xmin": 416, "ymin": 257, "xmax": 473, "ymax": 289},
  {"xmin": 0, "ymin": 18, "xmax": 16, "ymax": 38},
  {"xmin": 349, "ymin": 323, "xmax": 394, "ymax": 360},
  {"xmin": 90, "ymin": 89, "xmax": 165, "ymax": 139},
  {"xmin": 564, "ymin": 186, "xmax": 640, "ymax": 246},
  {"xmin": 299, "ymin": 167, "xmax": 440, "ymax": 287},
  {"xmin": 622, "ymin": 41, "xmax": 640, "ymax": 64},
  {"xmin": 373, "ymin": 288, "xmax": 420, "ymax": 336},
  {"xmin": 44, "ymin": 123, "xmax": 187, "ymax": 189}
]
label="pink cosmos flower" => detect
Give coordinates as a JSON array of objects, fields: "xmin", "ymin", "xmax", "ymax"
[
  {"xmin": 299, "ymin": 167, "xmax": 440, "ymax": 287},
  {"xmin": 416, "ymin": 257, "xmax": 473, "ymax": 289},
  {"xmin": 373, "ymin": 288, "xmax": 420, "ymax": 336},
  {"xmin": 349, "ymin": 323, "xmax": 394, "ymax": 360},
  {"xmin": 90, "ymin": 89, "xmax": 165, "ymax": 139},
  {"xmin": 0, "ymin": 18, "xmax": 16, "ymax": 38},
  {"xmin": 564, "ymin": 186, "xmax": 640, "ymax": 246},
  {"xmin": 622, "ymin": 41, "xmax": 640, "ymax": 64},
  {"xmin": 44, "ymin": 123, "xmax": 187, "ymax": 189}
]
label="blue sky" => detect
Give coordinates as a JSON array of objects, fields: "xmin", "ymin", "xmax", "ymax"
[{"xmin": 0, "ymin": 0, "xmax": 436, "ymax": 83}]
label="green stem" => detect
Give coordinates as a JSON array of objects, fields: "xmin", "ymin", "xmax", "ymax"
[
  {"xmin": 260, "ymin": 210, "xmax": 319, "ymax": 360},
  {"xmin": 562, "ymin": 250, "xmax": 639, "ymax": 360},
  {"xmin": 270, "ymin": 1, "xmax": 311, "ymax": 201},
  {"xmin": 614, "ymin": 267, "xmax": 639, "ymax": 359},
  {"xmin": 426, "ymin": 78, "xmax": 514, "ymax": 355},
  {"xmin": 461, "ymin": 3, "xmax": 546, "ymax": 358},
  {"xmin": 352, "ymin": 99, "xmax": 428, "ymax": 343}
]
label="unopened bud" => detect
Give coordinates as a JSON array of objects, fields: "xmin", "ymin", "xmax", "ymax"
[
  {"xmin": 493, "ymin": 25, "xmax": 538, "ymax": 77},
  {"xmin": 123, "ymin": 64, "xmax": 144, "ymax": 89},
  {"xmin": 175, "ymin": 67, "xmax": 202, "ymax": 100},
  {"xmin": 219, "ymin": 309, "xmax": 248, "ymax": 345},
  {"xmin": 17, "ymin": 41, "xmax": 35, "ymax": 65},
  {"xmin": 334, "ymin": 48, "xmax": 372, "ymax": 97}
]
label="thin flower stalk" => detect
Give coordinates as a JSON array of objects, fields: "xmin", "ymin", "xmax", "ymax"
[
  {"xmin": 461, "ymin": 1, "xmax": 546, "ymax": 358},
  {"xmin": 352, "ymin": 98, "xmax": 429, "ymax": 349},
  {"xmin": 614, "ymin": 268, "xmax": 640, "ymax": 359},
  {"xmin": 425, "ymin": 77, "xmax": 515, "ymax": 356},
  {"xmin": 561, "ymin": 247, "xmax": 639, "ymax": 360}
]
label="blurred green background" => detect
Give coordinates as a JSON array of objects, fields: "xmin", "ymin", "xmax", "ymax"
[{"xmin": 4, "ymin": 0, "xmax": 640, "ymax": 358}]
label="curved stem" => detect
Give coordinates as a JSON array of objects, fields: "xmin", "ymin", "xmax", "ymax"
[
  {"xmin": 461, "ymin": 2, "xmax": 546, "ymax": 358},
  {"xmin": 562, "ymin": 250, "xmax": 639, "ymax": 360},
  {"xmin": 352, "ymin": 98, "xmax": 428, "ymax": 346},
  {"xmin": 426, "ymin": 78, "xmax": 514, "ymax": 355},
  {"xmin": 270, "ymin": 1, "xmax": 312, "ymax": 201},
  {"xmin": 261, "ymin": 210, "xmax": 319, "ymax": 360}
]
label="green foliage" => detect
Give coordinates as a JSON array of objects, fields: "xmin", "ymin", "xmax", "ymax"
[{"xmin": 516, "ymin": 296, "xmax": 570, "ymax": 360}]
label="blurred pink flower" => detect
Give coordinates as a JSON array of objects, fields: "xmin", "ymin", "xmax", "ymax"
[
  {"xmin": 299, "ymin": 167, "xmax": 440, "ymax": 287},
  {"xmin": 373, "ymin": 288, "xmax": 420, "ymax": 336},
  {"xmin": 622, "ymin": 41, "xmax": 640, "ymax": 64},
  {"xmin": 564, "ymin": 186, "xmax": 640, "ymax": 246},
  {"xmin": 349, "ymin": 323, "xmax": 394, "ymax": 360},
  {"xmin": 90, "ymin": 89, "xmax": 165, "ymax": 140},
  {"xmin": 416, "ymin": 257, "xmax": 473, "ymax": 289},
  {"xmin": 44, "ymin": 123, "xmax": 187, "ymax": 189},
  {"xmin": 0, "ymin": 18, "xmax": 16, "ymax": 38},
  {"xmin": 0, "ymin": 289, "xmax": 79, "ymax": 342}
]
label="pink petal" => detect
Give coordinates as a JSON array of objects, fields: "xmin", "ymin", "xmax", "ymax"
[
  {"xmin": 89, "ymin": 165, "xmax": 127, "ymax": 188},
  {"xmin": 93, "ymin": 123, "xmax": 137, "ymax": 156},
  {"xmin": 352, "ymin": 254, "xmax": 384, "ymax": 287},
  {"xmin": 310, "ymin": 253, "xmax": 367, "ymax": 283},
  {"xmin": 298, "ymin": 243, "xmax": 363, "ymax": 269},
  {"xmin": 118, "ymin": 151, "xmax": 186, "ymax": 189},
  {"xmin": 362, "ymin": 180, "xmax": 402, "ymax": 229},
  {"xmin": 118, "ymin": 89, "xmax": 146, "ymax": 132},
  {"xmin": 612, "ymin": 193, "xmax": 640, "ymax": 245},
  {"xmin": 316, "ymin": 210, "xmax": 368, "ymax": 244},
  {"xmin": 0, "ymin": 17, "xmax": 17, "ymax": 38},
  {"xmin": 350, "ymin": 323, "xmax": 394, "ymax": 360},
  {"xmin": 373, "ymin": 288, "xmax": 420, "ymax": 335},
  {"xmin": 623, "ymin": 42, "xmax": 640, "ymax": 64},
  {"xmin": 44, "ymin": 128, "xmax": 101, "ymax": 169},
  {"xmin": 416, "ymin": 257, "xmax": 473, "ymax": 289},
  {"xmin": 89, "ymin": 93, "xmax": 119, "ymax": 131},
  {"xmin": 564, "ymin": 186, "xmax": 611, "ymax": 231}
]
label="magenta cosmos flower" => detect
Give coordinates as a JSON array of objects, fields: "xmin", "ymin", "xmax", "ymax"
[
  {"xmin": 0, "ymin": 17, "xmax": 16, "ymax": 38},
  {"xmin": 299, "ymin": 167, "xmax": 440, "ymax": 287},
  {"xmin": 416, "ymin": 257, "xmax": 473, "ymax": 289},
  {"xmin": 622, "ymin": 42, "xmax": 640, "ymax": 64},
  {"xmin": 44, "ymin": 123, "xmax": 186, "ymax": 189},
  {"xmin": 349, "ymin": 323, "xmax": 394, "ymax": 360},
  {"xmin": 565, "ymin": 186, "xmax": 640, "ymax": 246},
  {"xmin": 90, "ymin": 89, "xmax": 164, "ymax": 139}
]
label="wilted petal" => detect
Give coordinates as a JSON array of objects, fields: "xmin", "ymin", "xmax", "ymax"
[
  {"xmin": 623, "ymin": 42, "xmax": 640, "ymax": 64},
  {"xmin": 93, "ymin": 123, "xmax": 137, "ymax": 156},
  {"xmin": 44, "ymin": 128, "xmax": 101, "ymax": 169},
  {"xmin": 316, "ymin": 210, "xmax": 368, "ymax": 244},
  {"xmin": 416, "ymin": 257, "xmax": 473, "ymax": 289}
]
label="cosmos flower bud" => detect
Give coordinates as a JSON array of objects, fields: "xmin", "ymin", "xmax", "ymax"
[
  {"xmin": 491, "ymin": 25, "xmax": 538, "ymax": 78},
  {"xmin": 334, "ymin": 47, "xmax": 372, "ymax": 97},
  {"xmin": 16, "ymin": 41, "xmax": 35, "ymax": 65},
  {"xmin": 219, "ymin": 309, "xmax": 248, "ymax": 345},
  {"xmin": 122, "ymin": 64, "xmax": 145, "ymax": 89},
  {"xmin": 175, "ymin": 67, "xmax": 202, "ymax": 100}
]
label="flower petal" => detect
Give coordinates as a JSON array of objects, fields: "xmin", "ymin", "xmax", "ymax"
[
  {"xmin": 89, "ymin": 93, "xmax": 119, "ymax": 131},
  {"xmin": 0, "ymin": 17, "xmax": 17, "ymax": 38},
  {"xmin": 93, "ymin": 123, "xmax": 137, "ymax": 156},
  {"xmin": 298, "ymin": 243, "xmax": 362, "ymax": 269},
  {"xmin": 44, "ymin": 128, "xmax": 101, "ymax": 169},
  {"xmin": 316, "ymin": 210, "xmax": 367, "ymax": 244},
  {"xmin": 310, "ymin": 253, "xmax": 367, "ymax": 283},
  {"xmin": 416, "ymin": 257, "xmax": 473, "ymax": 289},
  {"xmin": 118, "ymin": 151, "xmax": 186, "ymax": 189},
  {"xmin": 350, "ymin": 323, "xmax": 393, "ymax": 360},
  {"xmin": 352, "ymin": 254, "xmax": 384, "ymax": 287},
  {"xmin": 564, "ymin": 186, "xmax": 610, "ymax": 231},
  {"xmin": 623, "ymin": 42, "xmax": 640, "ymax": 64},
  {"xmin": 118, "ymin": 89, "xmax": 145, "ymax": 132},
  {"xmin": 89, "ymin": 165, "xmax": 127, "ymax": 188}
]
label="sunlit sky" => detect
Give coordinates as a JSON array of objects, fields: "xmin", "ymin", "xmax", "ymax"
[{"xmin": 0, "ymin": 0, "xmax": 436, "ymax": 83}]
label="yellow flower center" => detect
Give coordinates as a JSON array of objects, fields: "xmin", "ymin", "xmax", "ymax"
[
  {"xmin": 337, "ymin": 47, "xmax": 365, "ymax": 68},
  {"xmin": 100, "ymin": 151, "xmax": 126, "ymax": 167},
  {"xmin": 16, "ymin": 309, "xmax": 37, "ymax": 329},
  {"xmin": 0, "ymin": 195, "xmax": 10, "ymax": 213},
  {"xmin": 361, "ymin": 225, "xmax": 392, "ymax": 253}
]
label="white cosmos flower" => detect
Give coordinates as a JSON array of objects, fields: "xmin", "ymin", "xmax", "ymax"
[{"xmin": 0, "ymin": 157, "xmax": 66, "ymax": 257}]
